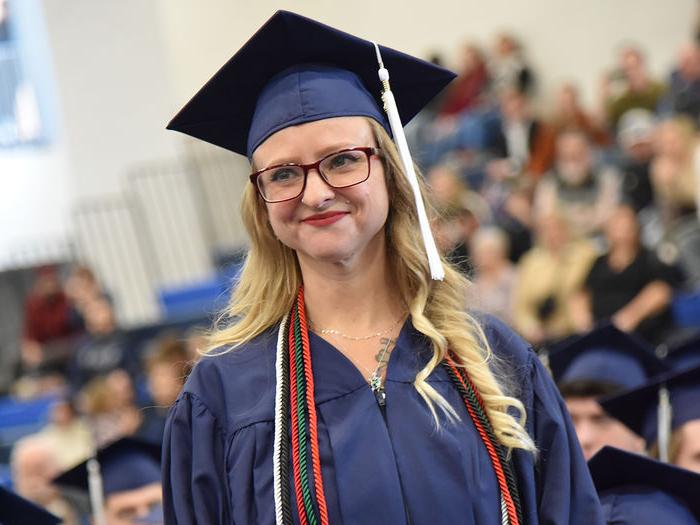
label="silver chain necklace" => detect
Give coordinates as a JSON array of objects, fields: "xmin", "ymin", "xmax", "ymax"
[{"xmin": 310, "ymin": 314, "xmax": 404, "ymax": 341}]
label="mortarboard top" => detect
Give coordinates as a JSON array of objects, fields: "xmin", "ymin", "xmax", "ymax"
[
  {"xmin": 667, "ymin": 332, "xmax": 700, "ymax": 371},
  {"xmin": 167, "ymin": 10, "xmax": 456, "ymax": 157},
  {"xmin": 0, "ymin": 486, "xmax": 61, "ymax": 525},
  {"xmin": 53, "ymin": 437, "xmax": 161, "ymax": 498},
  {"xmin": 548, "ymin": 324, "xmax": 669, "ymax": 390},
  {"xmin": 600, "ymin": 363, "xmax": 700, "ymax": 444},
  {"xmin": 588, "ymin": 446, "xmax": 700, "ymax": 523}
]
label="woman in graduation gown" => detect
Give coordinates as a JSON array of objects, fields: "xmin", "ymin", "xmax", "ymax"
[{"xmin": 162, "ymin": 10, "xmax": 603, "ymax": 525}]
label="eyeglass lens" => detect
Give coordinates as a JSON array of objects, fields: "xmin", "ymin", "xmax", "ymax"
[{"xmin": 256, "ymin": 149, "xmax": 370, "ymax": 202}]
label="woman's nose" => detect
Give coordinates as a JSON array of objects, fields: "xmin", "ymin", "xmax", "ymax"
[{"xmin": 301, "ymin": 169, "xmax": 335, "ymax": 208}]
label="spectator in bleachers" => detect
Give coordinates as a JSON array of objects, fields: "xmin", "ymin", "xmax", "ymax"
[
  {"xmin": 648, "ymin": 117, "xmax": 700, "ymax": 287},
  {"xmin": 69, "ymin": 297, "xmax": 133, "ymax": 390},
  {"xmin": 136, "ymin": 335, "xmax": 191, "ymax": 445},
  {"xmin": 651, "ymin": 116, "xmax": 700, "ymax": 223},
  {"xmin": 600, "ymin": 45, "xmax": 666, "ymax": 130},
  {"xmin": 21, "ymin": 266, "xmax": 82, "ymax": 375},
  {"xmin": 437, "ymin": 44, "xmax": 490, "ymax": 118},
  {"xmin": 78, "ymin": 369, "xmax": 142, "ymax": 447},
  {"xmin": 10, "ymin": 435, "xmax": 78, "ymax": 524},
  {"xmin": 36, "ymin": 396, "xmax": 92, "ymax": 470},
  {"xmin": 550, "ymin": 83, "xmax": 609, "ymax": 146},
  {"xmin": 614, "ymin": 109, "xmax": 657, "ymax": 213},
  {"xmin": 468, "ymin": 226, "xmax": 515, "ymax": 324},
  {"xmin": 426, "ymin": 162, "xmax": 469, "ymax": 215},
  {"xmin": 660, "ymin": 41, "xmax": 700, "ymax": 122},
  {"xmin": 571, "ymin": 204, "xmax": 678, "ymax": 344},
  {"xmin": 513, "ymin": 212, "xmax": 598, "ymax": 345},
  {"xmin": 485, "ymin": 88, "xmax": 556, "ymax": 182},
  {"xmin": 534, "ymin": 130, "xmax": 620, "ymax": 238},
  {"xmin": 64, "ymin": 264, "xmax": 106, "ymax": 318},
  {"xmin": 427, "ymin": 163, "xmax": 476, "ymax": 273},
  {"xmin": 443, "ymin": 191, "xmax": 491, "ymax": 275},
  {"xmin": 490, "ymin": 33, "xmax": 535, "ymax": 95}
]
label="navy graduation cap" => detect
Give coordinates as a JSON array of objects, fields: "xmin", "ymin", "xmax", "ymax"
[
  {"xmin": 167, "ymin": 10, "xmax": 455, "ymax": 158},
  {"xmin": 548, "ymin": 324, "xmax": 669, "ymax": 390},
  {"xmin": 600, "ymin": 363, "xmax": 700, "ymax": 445},
  {"xmin": 588, "ymin": 446, "xmax": 700, "ymax": 524},
  {"xmin": 0, "ymin": 486, "xmax": 60, "ymax": 525},
  {"xmin": 667, "ymin": 332, "xmax": 700, "ymax": 371},
  {"xmin": 53, "ymin": 437, "xmax": 161, "ymax": 497}
]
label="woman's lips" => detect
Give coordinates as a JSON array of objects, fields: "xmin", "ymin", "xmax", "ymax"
[{"xmin": 301, "ymin": 211, "xmax": 349, "ymax": 226}]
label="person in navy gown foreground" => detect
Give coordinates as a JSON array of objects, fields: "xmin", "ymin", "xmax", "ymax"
[{"xmin": 162, "ymin": 10, "xmax": 603, "ymax": 525}]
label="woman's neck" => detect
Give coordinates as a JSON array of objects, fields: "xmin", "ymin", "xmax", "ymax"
[{"xmin": 298, "ymin": 236, "xmax": 404, "ymax": 335}]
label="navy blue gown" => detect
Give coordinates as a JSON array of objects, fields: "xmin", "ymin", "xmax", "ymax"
[{"xmin": 162, "ymin": 315, "xmax": 603, "ymax": 524}]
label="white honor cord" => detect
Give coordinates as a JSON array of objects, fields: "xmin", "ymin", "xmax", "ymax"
[
  {"xmin": 273, "ymin": 313, "xmax": 290, "ymax": 525},
  {"xmin": 657, "ymin": 384, "xmax": 672, "ymax": 463},
  {"xmin": 87, "ymin": 457, "xmax": 108, "ymax": 525},
  {"xmin": 371, "ymin": 42, "xmax": 445, "ymax": 281},
  {"xmin": 500, "ymin": 494, "xmax": 509, "ymax": 525}
]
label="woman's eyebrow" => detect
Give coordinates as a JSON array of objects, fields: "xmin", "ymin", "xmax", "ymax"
[{"xmin": 257, "ymin": 142, "xmax": 367, "ymax": 168}]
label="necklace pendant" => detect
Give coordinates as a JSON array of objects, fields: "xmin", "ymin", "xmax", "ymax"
[
  {"xmin": 370, "ymin": 375, "xmax": 386, "ymax": 406},
  {"xmin": 370, "ymin": 374, "xmax": 382, "ymax": 392},
  {"xmin": 375, "ymin": 388, "xmax": 386, "ymax": 407}
]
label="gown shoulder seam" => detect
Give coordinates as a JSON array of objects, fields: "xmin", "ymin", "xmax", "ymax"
[{"xmin": 179, "ymin": 390, "xmax": 230, "ymax": 441}]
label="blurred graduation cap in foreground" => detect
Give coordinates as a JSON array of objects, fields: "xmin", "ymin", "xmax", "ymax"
[
  {"xmin": 549, "ymin": 324, "xmax": 669, "ymax": 391},
  {"xmin": 53, "ymin": 438, "xmax": 163, "ymax": 525},
  {"xmin": 589, "ymin": 446, "xmax": 700, "ymax": 524},
  {"xmin": 0, "ymin": 486, "xmax": 60, "ymax": 525},
  {"xmin": 600, "ymin": 364, "xmax": 700, "ymax": 455},
  {"xmin": 666, "ymin": 332, "xmax": 700, "ymax": 371},
  {"xmin": 53, "ymin": 437, "xmax": 161, "ymax": 496}
]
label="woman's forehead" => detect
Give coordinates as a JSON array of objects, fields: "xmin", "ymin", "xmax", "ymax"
[{"xmin": 252, "ymin": 116, "xmax": 374, "ymax": 166}]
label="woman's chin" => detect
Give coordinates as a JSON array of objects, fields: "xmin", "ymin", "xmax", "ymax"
[{"xmin": 295, "ymin": 242, "xmax": 361, "ymax": 267}]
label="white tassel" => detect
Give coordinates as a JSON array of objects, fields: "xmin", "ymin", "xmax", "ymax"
[
  {"xmin": 372, "ymin": 42, "xmax": 445, "ymax": 280},
  {"xmin": 87, "ymin": 457, "xmax": 108, "ymax": 525},
  {"xmin": 273, "ymin": 313, "xmax": 289, "ymax": 525},
  {"xmin": 657, "ymin": 385, "xmax": 672, "ymax": 463}
]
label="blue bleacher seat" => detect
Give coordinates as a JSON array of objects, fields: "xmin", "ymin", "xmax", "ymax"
[{"xmin": 672, "ymin": 289, "xmax": 700, "ymax": 328}]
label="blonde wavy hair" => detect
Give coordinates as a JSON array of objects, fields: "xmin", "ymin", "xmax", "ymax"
[{"xmin": 208, "ymin": 118, "xmax": 536, "ymax": 453}]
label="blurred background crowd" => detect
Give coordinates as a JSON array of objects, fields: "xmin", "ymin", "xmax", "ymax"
[
  {"xmin": 2, "ymin": 0, "xmax": 700, "ymax": 523},
  {"xmin": 411, "ymin": 33, "xmax": 700, "ymax": 348}
]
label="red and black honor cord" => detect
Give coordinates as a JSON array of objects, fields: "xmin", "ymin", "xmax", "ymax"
[{"xmin": 273, "ymin": 288, "xmax": 522, "ymax": 525}]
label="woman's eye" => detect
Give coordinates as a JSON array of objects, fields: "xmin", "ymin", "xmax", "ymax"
[
  {"xmin": 328, "ymin": 152, "xmax": 361, "ymax": 169},
  {"xmin": 269, "ymin": 168, "xmax": 300, "ymax": 183}
]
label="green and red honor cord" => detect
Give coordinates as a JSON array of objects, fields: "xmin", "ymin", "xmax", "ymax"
[{"xmin": 273, "ymin": 288, "xmax": 522, "ymax": 525}]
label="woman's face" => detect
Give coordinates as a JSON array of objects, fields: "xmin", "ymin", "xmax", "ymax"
[{"xmin": 252, "ymin": 117, "xmax": 389, "ymax": 267}]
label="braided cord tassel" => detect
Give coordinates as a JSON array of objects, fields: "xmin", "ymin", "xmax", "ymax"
[
  {"xmin": 288, "ymin": 306, "xmax": 311, "ymax": 525},
  {"xmin": 453, "ymin": 365, "xmax": 523, "ymax": 522},
  {"xmin": 292, "ymin": 304, "xmax": 319, "ymax": 524},
  {"xmin": 443, "ymin": 358, "xmax": 521, "ymax": 525},
  {"xmin": 296, "ymin": 289, "xmax": 330, "ymax": 525},
  {"xmin": 273, "ymin": 314, "xmax": 292, "ymax": 525}
]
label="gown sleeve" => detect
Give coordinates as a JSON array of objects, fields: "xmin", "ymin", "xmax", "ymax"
[
  {"xmin": 526, "ymin": 352, "xmax": 605, "ymax": 525},
  {"xmin": 162, "ymin": 391, "xmax": 231, "ymax": 524}
]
